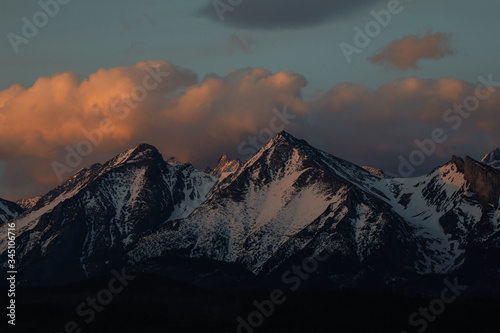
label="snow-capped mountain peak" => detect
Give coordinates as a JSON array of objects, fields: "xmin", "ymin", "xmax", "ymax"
[
  {"xmin": 210, "ymin": 155, "xmax": 241, "ymax": 181},
  {"xmin": 0, "ymin": 143, "xmax": 217, "ymax": 283},
  {"xmin": 481, "ymin": 148, "xmax": 500, "ymax": 169},
  {"xmin": 105, "ymin": 143, "xmax": 163, "ymax": 169},
  {"xmin": 3, "ymin": 132, "xmax": 500, "ymax": 293}
]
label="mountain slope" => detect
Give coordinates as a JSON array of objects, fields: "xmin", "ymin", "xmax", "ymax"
[
  {"xmin": 0, "ymin": 198, "xmax": 23, "ymax": 224},
  {"xmin": 362, "ymin": 166, "xmax": 392, "ymax": 178},
  {"xmin": 128, "ymin": 132, "xmax": 492, "ymax": 284},
  {"xmin": 0, "ymin": 144, "xmax": 216, "ymax": 284},
  {"xmin": 2, "ymin": 132, "xmax": 500, "ymax": 292}
]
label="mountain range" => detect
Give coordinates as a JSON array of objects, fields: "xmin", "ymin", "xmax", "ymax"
[{"xmin": 1, "ymin": 132, "xmax": 500, "ymax": 294}]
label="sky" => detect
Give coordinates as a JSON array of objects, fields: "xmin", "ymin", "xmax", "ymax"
[{"xmin": 1, "ymin": 0, "xmax": 500, "ymax": 200}]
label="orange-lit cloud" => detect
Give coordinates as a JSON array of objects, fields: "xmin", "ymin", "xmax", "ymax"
[
  {"xmin": 1, "ymin": 61, "xmax": 499, "ymax": 201},
  {"xmin": 368, "ymin": 32, "xmax": 455, "ymax": 70},
  {"xmin": 0, "ymin": 61, "xmax": 307, "ymax": 200}
]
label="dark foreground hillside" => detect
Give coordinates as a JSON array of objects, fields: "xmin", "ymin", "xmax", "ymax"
[{"xmin": 2, "ymin": 273, "xmax": 499, "ymax": 333}]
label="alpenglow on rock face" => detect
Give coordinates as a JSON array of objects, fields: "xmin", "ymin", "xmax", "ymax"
[
  {"xmin": 1, "ymin": 132, "xmax": 500, "ymax": 293},
  {"xmin": 16, "ymin": 196, "xmax": 42, "ymax": 210},
  {"xmin": 209, "ymin": 155, "xmax": 242, "ymax": 181},
  {"xmin": 481, "ymin": 148, "xmax": 500, "ymax": 169}
]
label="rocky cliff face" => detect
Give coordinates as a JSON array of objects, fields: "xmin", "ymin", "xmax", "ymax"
[
  {"xmin": 464, "ymin": 156, "xmax": 500, "ymax": 208},
  {"xmin": 209, "ymin": 155, "xmax": 242, "ymax": 182},
  {"xmin": 481, "ymin": 148, "xmax": 500, "ymax": 169},
  {"xmin": 362, "ymin": 166, "xmax": 392, "ymax": 178}
]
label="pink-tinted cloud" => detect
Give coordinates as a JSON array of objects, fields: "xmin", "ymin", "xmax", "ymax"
[
  {"xmin": 1, "ymin": 61, "xmax": 499, "ymax": 201},
  {"xmin": 368, "ymin": 32, "xmax": 455, "ymax": 70},
  {"xmin": 0, "ymin": 61, "xmax": 307, "ymax": 200}
]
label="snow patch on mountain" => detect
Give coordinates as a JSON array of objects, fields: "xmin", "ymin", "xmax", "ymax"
[
  {"xmin": 0, "ymin": 198, "xmax": 23, "ymax": 224},
  {"xmin": 165, "ymin": 164, "xmax": 217, "ymax": 220}
]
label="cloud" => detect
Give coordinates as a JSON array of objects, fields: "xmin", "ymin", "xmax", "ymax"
[
  {"xmin": 198, "ymin": 0, "xmax": 382, "ymax": 29},
  {"xmin": 1, "ymin": 60, "xmax": 500, "ymax": 201},
  {"xmin": 0, "ymin": 61, "xmax": 307, "ymax": 200},
  {"xmin": 308, "ymin": 76, "xmax": 500, "ymax": 175},
  {"xmin": 229, "ymin": 34, "xmax": 255, "ymax": 54},
  {"xmin": 368, "ymin": 32, "xmax": 455, "ymax": 70}
]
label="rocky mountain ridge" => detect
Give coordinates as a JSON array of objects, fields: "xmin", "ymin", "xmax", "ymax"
[{"xmin": 1, "ymin": 133, "xmax": 499, "ymax": 294}]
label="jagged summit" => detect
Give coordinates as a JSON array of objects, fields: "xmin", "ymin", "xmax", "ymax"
[
  {"xmin": 481, "ymin": 148, "xmax": 500, "ymax": 169},
  {"xmin": 445, "ymin": 155, "xmax": 465, "ymax": 173},
  {"xmin": 275, "ymin": 130, "xmax": 294, "ymax": 141},
  {"xmin": 105, "ymin": 143, "xmax": 163, "ymax": 169},
  {"xmin": 481, "ymin": 148, "xmax": 500, "ymax": 163},
  {"xmin": 464, "ymin": 156, "xmax": 500, "ymax": 207},
  {"xmin": 250, "ymin": 130, "xmax": 318, "ymax": 163},
  {"xmin": 0, "ymin": 140, "xmax": 216, "ymax": 284},
  {"xmin": 268, "ymin": 130, "xmax": 307, "ymax": 148},
  {"xmin": 210, "ymin": 155, "xmax": 241, "ymax": 181},
  {"xmin": 122, "ymin": 142, "xmax": 161, "ymax": 159},
  {"xmin": 215, "ymin": 154, "xmax": 232, "ymax": 165},
  {"xmin": 16, "ymin": 196, "xmax": 42, "ymax": 210}
]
